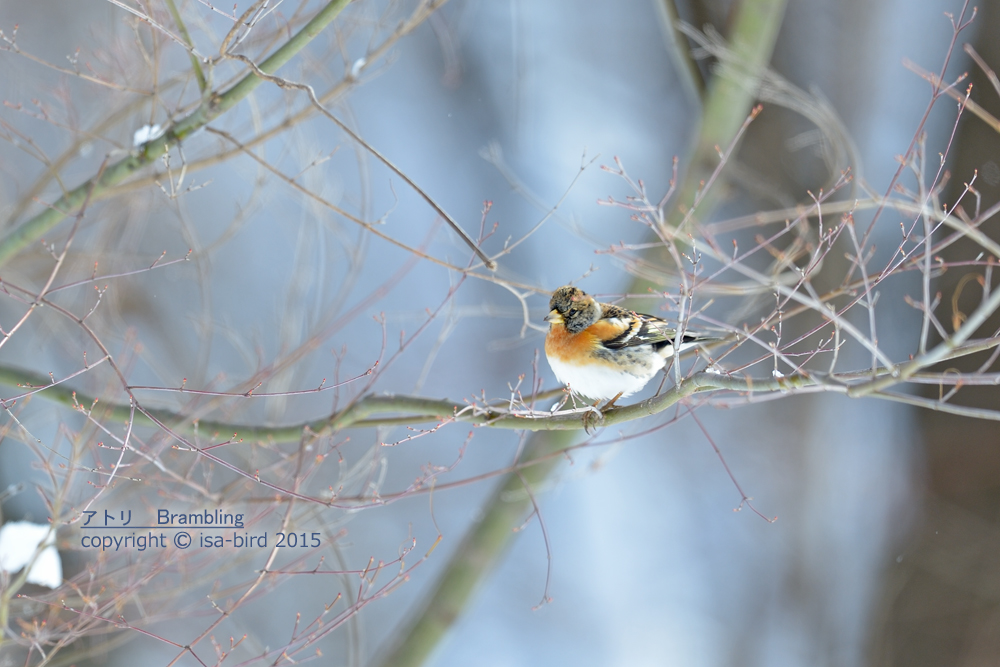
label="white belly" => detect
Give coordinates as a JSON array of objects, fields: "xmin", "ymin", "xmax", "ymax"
[{"xmin": 546, "ymin": 353, "xmax": 665, "ymax": 401}]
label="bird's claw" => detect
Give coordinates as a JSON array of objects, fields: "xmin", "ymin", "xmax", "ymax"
[
  {"xmin": 581, "ymin": 392, "xmax": 624, "ymax": 433},
  {"xmin": 582, "ymin": 405, "xmax": 604, "ymax": 434}
]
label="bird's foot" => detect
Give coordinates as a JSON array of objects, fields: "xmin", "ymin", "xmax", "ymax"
[
  {"xmin": 582, "ymin": 405, "xmax": 604, "ymax": 434},
  {"xmin": 581, "ymin": 393, "xmax": 623, "ymax": 433}
]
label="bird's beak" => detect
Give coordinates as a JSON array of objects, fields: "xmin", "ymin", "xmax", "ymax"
[{"xmin": 544, "ymin": 310, "xmax": 562, "ymax": 324}]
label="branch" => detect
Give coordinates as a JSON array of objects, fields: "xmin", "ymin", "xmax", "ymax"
[
  {"xmin": 12, "ymin": 353, "xmax": 928, "ymax": 445},
  {"xmin": 164, "ymin": 0, "xmax": 208, "ymax": 93}
]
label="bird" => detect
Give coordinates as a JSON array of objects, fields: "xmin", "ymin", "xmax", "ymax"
[{"xmin": 544, "ymin": 285, "xmax": 721, "ymax": 403}]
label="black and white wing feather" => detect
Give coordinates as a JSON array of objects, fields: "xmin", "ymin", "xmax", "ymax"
[{"xmin": 599, "ymin": 304, "xmax": 705, "ymax": 352}]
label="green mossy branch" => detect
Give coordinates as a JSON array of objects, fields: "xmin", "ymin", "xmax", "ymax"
[{"xmin": 0, "ymin": 362, "xmax": 810, "ymax": 439}]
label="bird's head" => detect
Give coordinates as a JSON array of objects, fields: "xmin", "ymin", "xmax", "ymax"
[{"xmin": 546, "ymin": 285, "xmax": 602, "ymax": 334}]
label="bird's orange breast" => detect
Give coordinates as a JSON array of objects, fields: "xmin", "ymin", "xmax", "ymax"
[{"xmin": 545, "ymin": 320, "xmax": 625, "ymax": 363}]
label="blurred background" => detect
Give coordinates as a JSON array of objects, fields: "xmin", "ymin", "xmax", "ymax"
[{"xmin": 0, "ymin": 0, "xmax": 998, "ymax": 665}]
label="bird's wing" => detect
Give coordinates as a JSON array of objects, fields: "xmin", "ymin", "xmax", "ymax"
[
  {"xmin": 601, "ymin": 314, "xmax": 690, "ymax": 349},
  {"xmin": 594, "ymin": 304, "xmax": 717, "ymax": 350}
]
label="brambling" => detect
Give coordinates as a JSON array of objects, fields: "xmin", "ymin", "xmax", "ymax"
[{"xmin": 544, "ymin": 285, "xmax": 720, "ymax": 403}]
